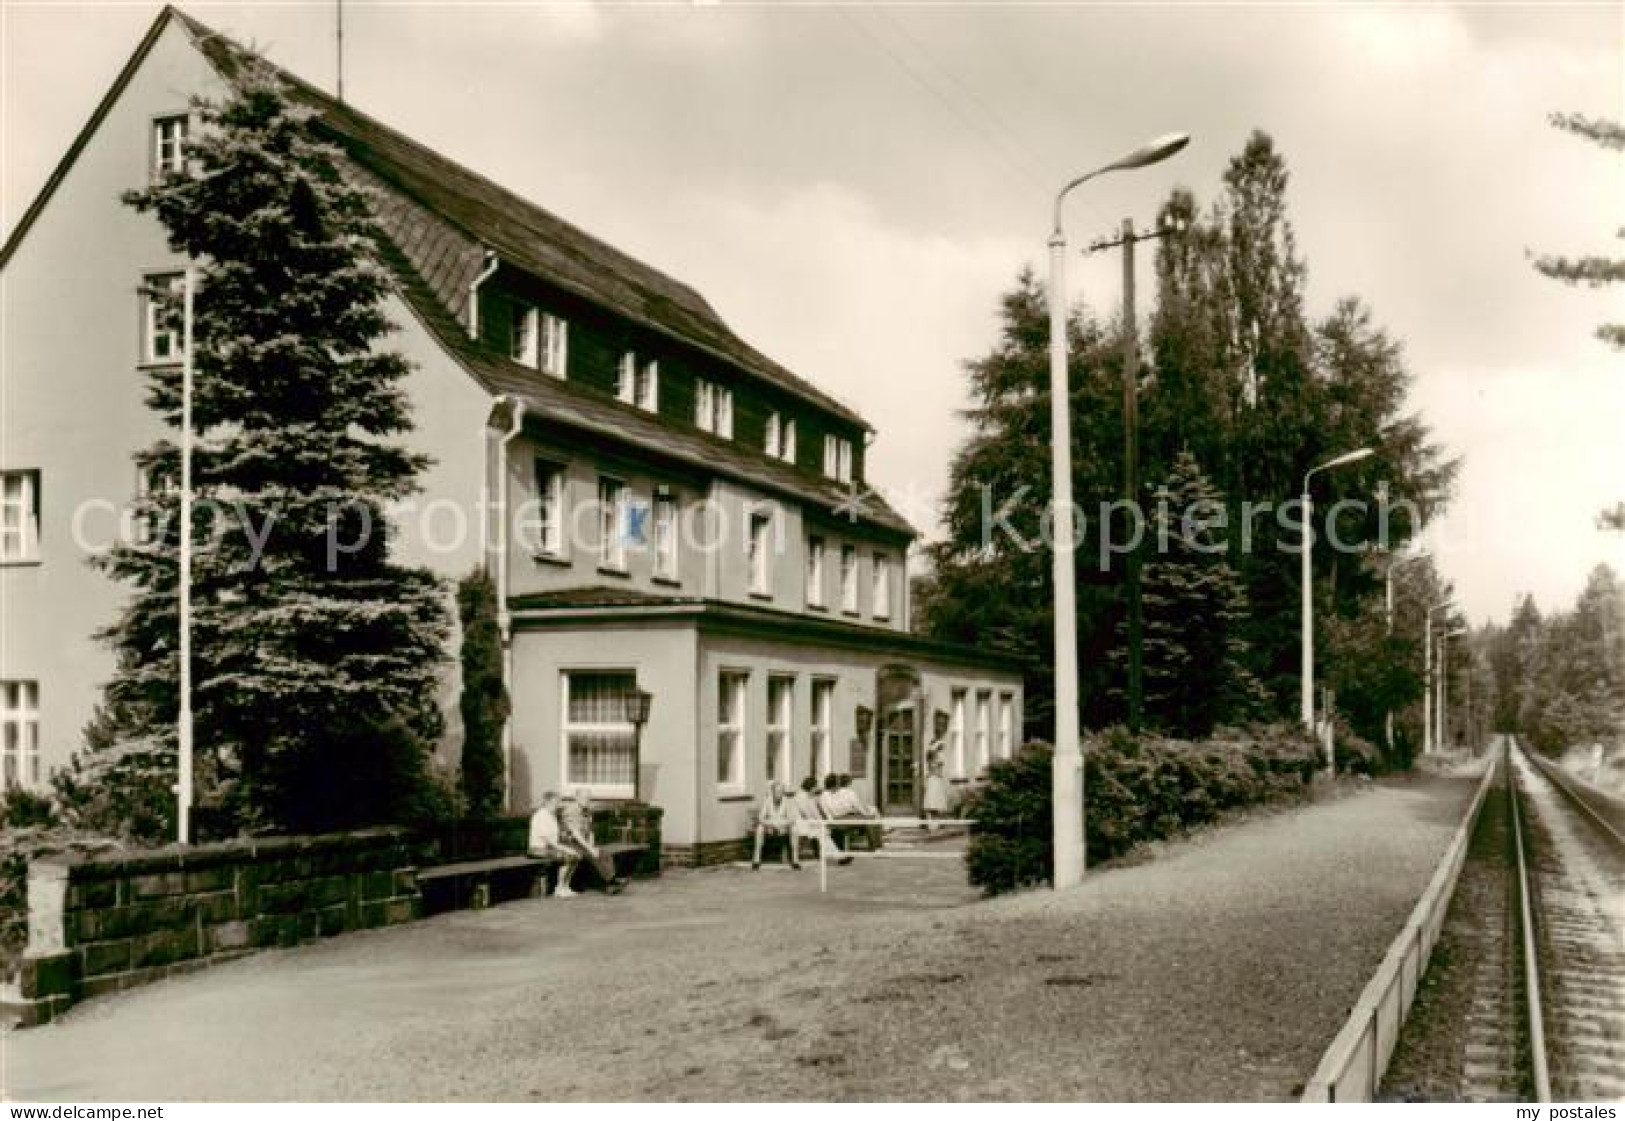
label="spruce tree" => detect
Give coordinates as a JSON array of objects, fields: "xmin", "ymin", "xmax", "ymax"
[
  {"xmin": 90, "ymin": 71, "xmax": 449, "ymax": 835},
  {"xmin": 1127, "ymin": 452, "xmax": 1267, "ymax": 738}
]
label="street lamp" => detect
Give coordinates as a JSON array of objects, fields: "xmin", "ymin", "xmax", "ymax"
[
  {"xmin": 1423, "ymin": 601, "xmax": 1452, "ymax": 755},
  {"xmin": 1299, "ymin": 447, "xmax": 1375, "ymax": 773},
  {"xmin": 1048, "ymin": 131, "xmax": 1190, "ymax": 890}
]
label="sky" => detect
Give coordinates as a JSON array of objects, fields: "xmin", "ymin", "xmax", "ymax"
[{"xmin": 3, "ymin": 0, "xmax": 1621, "ymax": 625}]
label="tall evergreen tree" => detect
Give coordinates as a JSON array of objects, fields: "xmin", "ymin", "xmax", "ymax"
[
  {"xmin": 90, "ymin": 72, "xmax": 449, "ymax": 834},
  {"xmin": 1120, "ymin": 452, "xmax": 1267, "ymax": 737}
]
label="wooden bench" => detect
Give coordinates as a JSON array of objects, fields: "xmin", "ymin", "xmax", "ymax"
[{"xmin": 416, "ymin": 843, "xmax": 650, "ymax": 911}]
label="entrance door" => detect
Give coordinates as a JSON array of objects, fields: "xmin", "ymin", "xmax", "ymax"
[{"xmin": 883, "ymin": 705, "xmax": 917, "ymax": 813}]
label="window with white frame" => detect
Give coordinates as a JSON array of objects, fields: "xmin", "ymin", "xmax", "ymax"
[
  {"xmin": 950, "ymin": 689, "xmax": 968, "ymax": 778},
  {"xmin": 131, "ymin": 462, "xmax": 175, "ymax": 548},
  {"xmin": 766, "ymin": 413, "xmax": 797, "ymax": 463},
  {"xmin": 598, "ymin": 476, "xmax": 628, "ymax": 571},
  {"xmin": 748, "ymin": 510, "xmax": 773, "ymax": 596},
  {"xmin": 561, "ymin": 671, "xmax": 637, "ymax": 797},
  {"xmin": 871, "ymin": 553, "xmax": 891, "ymax": 619},
  {"xmin": 767, "ymin": 676, "xmax": 794, "ymax": 785},
  {"xmin": 532, "ymin": 459, "xmax": 566, "ymax": 559},
  {"xmin": 805, "ymin": 535, "xmax": 826, "ymax": 608},
  {"xmin": 1, "ymin": 681, "xmax": 40, "ymax": 791},
  {"xmin": 509, "ymin": 303, "xmax": 538, "ymax": 367},
  {"xmin": 823, "ymin": 435, "xmax": 853, "ymax": 483},
  {"xmin": 1, "ymin": 472, "xmax": 41, "ymax": 563},
  {"xmin": 717, "ymin": 671, "xmax": 748, "ymax": 790},
  {"xmin": 617, "ymin": 352, "xmax": 659, "ymax": 412},
  {"xmin": 695, "ymin": 379, "xmax": 733, "ymax": 438},
  {"xmin": 998, "ymin": 692, "xmax": 1016, "ymax": 759},
  {"xmin": 811, "ymin": 679, "xmax": 835, "ymax": 781},
  {"xmin": 152, "ymin": 114, "xmax": 188, "ymax": 178},
  {"xmin": 142, "ymin": 272, "xmax": 184, "ymax": 364},
  {"xmin": 540, "ymin": 313, "xmax": 569, "ymax": 378},
  {"xmin": 974, "ymin": 690, "xmax": 992, "ymax": 770},
  {"xmin": 652, "ymin": 492, "xmax": 679, "ymax": 581},
  {"xmin": 839, "ymin": 544, "xmax": 858, "ymax": 613}
]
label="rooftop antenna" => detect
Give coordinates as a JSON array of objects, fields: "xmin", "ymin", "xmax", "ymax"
[{"xmin": 336, "ymin": 0, "xmax": 345, "ymax": 103}]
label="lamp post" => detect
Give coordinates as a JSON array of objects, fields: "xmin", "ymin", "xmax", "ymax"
[
  {"xmin": 1048, "ymin": 131, "xmax": 1190, "ymax": 890},
  {"xmin": 1384, "ymin": 547, "xmax": 1428, "ymax": 752},
  {"xmin": 1300, "ymin": 447, "xmax": 1374, "ymax": 774},
  {"xmin": 626, "ymin": 688, "xmax": 653, "ymax": 802},
  {"xmin": 1439, "ymin": 628, "xmax": 1466, "ymax": 753},
  {"xmin": 178, "ymin": 266, "xmax": 196, "ymax": 846},
  {"xmin": 1423, "ymin": 601, "xmax": 1452, "ymax": 755}
]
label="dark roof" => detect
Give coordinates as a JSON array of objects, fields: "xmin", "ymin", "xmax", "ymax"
[
  {"xmin": 510, "ymin": 588, "xmax": 1026, "ymax": 673},
  {"xmin": 168, "ymin": 8, "xmax": 870, "ymax": 432}
]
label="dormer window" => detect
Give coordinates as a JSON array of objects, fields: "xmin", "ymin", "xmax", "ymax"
[
  {"xmin": 509, "ymin": 304, "xmax": 538, "ymax": 367},
  {"xmin": 765, "ymin": 412, "xmax": 796, "ymax": 463},
  {"xmin": 152, "ymin": 114, "xmax": 189, "ymax": 179},
  {"xmin": 695, "ymin": 379, "xmax": 733, "ymax": 439},
  {"xmin": 823, "ymin": 435, "xmax": 853, "ymax": 483},
  {"xmin": 618, "ymin": 352, "xmax": 658, "ymax": 412},
  {"xmin": 540, "ymin": 313, "xmax": 568, "ymax": 378}
]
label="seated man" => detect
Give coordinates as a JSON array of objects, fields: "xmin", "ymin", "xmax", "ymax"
[
  {"xmin": 752, "ymin": 780, "xmax": 804, "ymax": 870},
  {"xmin": 558, "ymin": 789, "xmax": 627, "ymax": 895},
  {"xmin": 835, "ymin": 774, "xmax": 884, "ymax": 850},
  {"xmin": 527, "ymin": 791, "xmax": 580, "ymax": 898}
]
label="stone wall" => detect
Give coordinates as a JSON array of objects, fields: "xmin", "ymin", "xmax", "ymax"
[{"xmin": 15, "ymin": 828, "xmax": 422, "ymax": 1026}]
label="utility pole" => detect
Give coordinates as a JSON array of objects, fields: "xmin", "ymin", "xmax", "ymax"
[
  {"xmin": 1088, "ymin": 214, "xmax": 1185, "ymax": 732},
  {"xmin": 336, "ymin": 0, "xmax": 345, "ymax": 103}
]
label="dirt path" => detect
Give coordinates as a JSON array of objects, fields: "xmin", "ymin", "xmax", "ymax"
[{"xmin": 3, "ymin": 771, "xmax": 1479, "ymax": 1102}]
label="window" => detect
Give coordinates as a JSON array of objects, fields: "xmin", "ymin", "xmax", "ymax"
[
  {"xmin": 748, "ymin": 510, "xmax": 773, "ymax": 597},
  {"xmin": 142, "ymin": 272, "xmax": 184, "ymax": 364},
  {"xmin": 695, "ymin": 379, "xmax": 733, "ymax": 438},
  {"xmin": 152, "ymin": 114, "xmax": 188, "ymax": 178},
  {"xmin": 1, "ymin": 681, "xmax": 40, "ymax": 791},
  {"xmin": 717, "ymin": 671, "xmax": 748, "ymax": 790},
  {"xmin": 998, "ymin": 693, "xmax": 1016, "ymax": 760},
  {"xmin": 652, "ymin": 492, "xmax": 679, "ymax": 581},
  {"xmin": 767, "ymin": 676, "xmax": 794, "ymax": 785},
  {"xmin": 509, "ymin": 303, "xmax": 539, "ymax": 367},
  {"xmin": 823, "ymin": 435, "xmax": 853, "ymax": 483},
  {"xmin": 561, "ymin": 671, "xmax": 637, "ymax": 798},
  {"xmin": 131, "ymin": 463, "xmax": 175, "ymax": 548},
  {"xmin": 872, "ymin": 553, "xmax": 891, "ymax": 619},
  {"xmin": 950, "ymin": 689, "xmax": 968, "ymax": 779},
  {"xmin": 839, "ymin": 544, "xmax": 858, "ymax": 613},
  {"xmin": 975, "ymin": 690, "xmax": 992, "ymax": 770},
  {"xmin": 618, "ymin": 352, "xmax": 659, "ymax": 412},
  {"xmin": 765, "ymin": 413, "xmax": 797, "ymax": 463},
  {"xmin": 598, "ymin": 477, "xmax": 628, "ymax": 571},
  {"xmin": 1, "ymin": 472, "xmax": 41, "ymax": 563},
  {"xmin": 811, "ymin": 680, "xmax": 835, "ymax": 781},
  {"xmin": 805, "ymin": 535, "xmax": 826, "ymax": 608},
  {"xmin": 532, "ymin": 459, "xmax": 566, "ymax": 559},
  {"xmin": 541, "ymin": 313, "xmax": 569, "ymax": 378}
]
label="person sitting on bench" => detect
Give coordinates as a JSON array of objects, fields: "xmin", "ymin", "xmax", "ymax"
[
  {"xmin": 819, "ymin": 774, "xmax": 882, "ymax": 851},
  {"xmin": 752, "ymin": 780, "xmax": 805, "ymax": 870},
  {"xmin": 527, "ymin": 791, "xmax": 581, "ymax": 898},
  {"xmin": 791, "ymin": 776, "xmax": 852, "ymax": 866},
  {"xmin": 560, "ymin": 789, "xmax": 627, "ymax": 895}
]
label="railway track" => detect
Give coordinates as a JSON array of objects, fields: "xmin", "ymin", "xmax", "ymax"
[{"xmin": 1507, "ymin": 736, "xmax": 1625, "ymax": 1101}]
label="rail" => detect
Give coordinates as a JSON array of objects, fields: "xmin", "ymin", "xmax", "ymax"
[
  {"xmin": 1508, "ymin": 742, "xmax": 1553, "ymax": 1101},
  {"xmin": 1519, "ymin": 744, "xmax": 1625, "ymax": 849},
  {"xmin": 1300, "ymin": 750, "xmax": 1500, "ymax": 1102}
]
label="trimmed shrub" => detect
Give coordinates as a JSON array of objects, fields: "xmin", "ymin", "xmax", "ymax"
[
  {"xmin": 456, "ymin": 568, "xmax": 509, "ymax": 820},
  {"xmin": 964, "ymin": 725, "xmax": 1320, "ymax": 895}
]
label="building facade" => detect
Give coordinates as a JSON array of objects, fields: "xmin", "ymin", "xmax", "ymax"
[{"xmin": 0, "ymin": 7, "xmax": 1022, "ymax": 860}]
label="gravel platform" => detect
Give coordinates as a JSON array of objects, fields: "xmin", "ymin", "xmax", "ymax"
[{"xmin": 4, "ymin": 769, "xmax": 1480, "ymax": 1102}]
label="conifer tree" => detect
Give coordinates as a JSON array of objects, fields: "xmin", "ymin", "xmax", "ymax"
[
  {"xmin": 457, "ymin": 569, "xmax": 508, "ymax": 820},
  {"xmin": 88, "ymin": 71, "xmax": 449, "ymax": 835},
  {"xmin": 1122, "ymin": 452, "xmax": 1267, "ymax": 737}
]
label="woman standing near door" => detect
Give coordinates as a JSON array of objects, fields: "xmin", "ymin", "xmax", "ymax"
[{"xmin": 923, "ymin": 713, "xmax": 950, "ymax": 831}]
